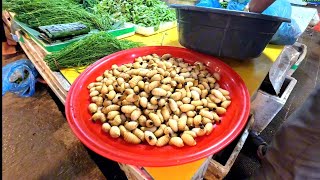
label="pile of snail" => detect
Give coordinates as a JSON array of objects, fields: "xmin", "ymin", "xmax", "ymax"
[{"xmin": 87, "ymin": 53, "xmax": 231, "ymax": 147}]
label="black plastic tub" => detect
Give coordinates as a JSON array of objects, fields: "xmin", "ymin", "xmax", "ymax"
[{"xmin": 171, "ymin": 5, "xmax": 291, "ymax": 60}]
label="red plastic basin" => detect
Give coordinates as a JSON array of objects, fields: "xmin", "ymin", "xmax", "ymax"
[{"xmin": 65, "ymin": 46, "xmax": 250, "ymax": 167}]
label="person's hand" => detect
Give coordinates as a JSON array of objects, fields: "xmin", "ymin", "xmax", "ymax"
[{"xmin": 248, "ymin": 0, "xmax": 275, "ymax": 13}]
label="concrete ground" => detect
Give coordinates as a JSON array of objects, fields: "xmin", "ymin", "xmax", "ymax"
[
  {"xmin": 2, "ymin": 19, "xmax": 320, "ymax": 180},
  {"xmin": 2, "ymin": 48, "xmax": 126, "ymax": 179}
]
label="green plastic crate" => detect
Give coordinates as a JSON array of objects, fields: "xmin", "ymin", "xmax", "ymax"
[{"xmin": 14, "ymin": 20, "xmax": 136, "ymax": 52}]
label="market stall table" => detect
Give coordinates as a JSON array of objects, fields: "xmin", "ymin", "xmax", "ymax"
[
  {"xmin": 61, "ymin": 28, "xmax": 283, "ymax": 96},
  {"xmin": 8, "ymin": 15, "xmax": 284, "ymax": 178}
]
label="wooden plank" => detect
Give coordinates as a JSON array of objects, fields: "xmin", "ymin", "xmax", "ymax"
[
  {"xmin": 2, "ymin": 11, "xmax": 12, "ymax": 27},
  {"xmin": 2, "ymin": 11, "xmax": 17, "ymax": 46}
]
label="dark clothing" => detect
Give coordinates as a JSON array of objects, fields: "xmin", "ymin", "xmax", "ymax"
[{"xmin": 253, "ymin": 85, "xmax": 320, "ymax": 179}]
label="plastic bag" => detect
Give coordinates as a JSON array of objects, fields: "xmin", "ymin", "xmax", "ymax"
[
  {"xmin": 270, "ymin": 19, "xmax": 301, "ymax": 45},
  {"xmin": 226, "ymin": 0, "xmax": 249, "ymax": 11},
  {"xmin": 262, "ymin": 0, "xmax": 301, "ymax": 45},
  {"xmin": 2, "ymin": 59, "xmax": 38, "ymax": 97},
  {"xmin": 196, "ymin": 0, "xmax": 221, "ymax": 8},
  {"xmin": 269, "ymin": 46, "xmax": 300, "ymax": 94}
]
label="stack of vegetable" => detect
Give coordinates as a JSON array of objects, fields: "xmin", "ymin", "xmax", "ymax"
[
  {"xmin": 3, "ymin": 0, "xmax": 114, "ymax": 31},
  {"xmin": 95, "ymin": 0, "xmax": 176, "ymax": 28},
  {"xmin": 44, "ymin": 32, "xmax": 143, "ymax": 71}
]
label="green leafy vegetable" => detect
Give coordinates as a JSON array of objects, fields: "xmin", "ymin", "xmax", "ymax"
[
  {"xmin": 3, "ymin": 0, "xmax": 114, "ymax": 31},
  {"xmin": 44, "ymin": 32, "xmax": 143, "ymax": 71},
  {"xmin": 96, "ymin": 0, "xmax": 176, "ymax": 27},
  {"xmin": 83, "ymin": 0, "xmax": 100, "ymax": 12}
]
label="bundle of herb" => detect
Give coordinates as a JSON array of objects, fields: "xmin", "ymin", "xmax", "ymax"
[
  {"xmin": 96, "ymin": 0, "xmax": 176, "ymax": 28},
  {"xmin": 44, "ymin": 32, "xmax": 143, "ymax": 71},
  {"xmin": 83, "ymin": 0, "xmax": 100, "ymax": 12},
  {"xmin": 70, "ymin": 0, "xmax": 83, "ymax": 4},
  {"xmin": 3, "ymin": 0, "xmax": 113, "ymax": 31}
]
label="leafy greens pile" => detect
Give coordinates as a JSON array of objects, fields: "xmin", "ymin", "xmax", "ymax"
[
  {"xmin": 83, "ymin": 0, "xmax": 101, "ymax": 12},
  {"xmin": 44, "ymin": 32, "xmax": 143, "ymax": 71},
  {"xmin": 95, "ymin": 0, "xmax": 176, "ymax": 28},
  {"xmin": 3, "ymin": 0, "xmax": 114, "ymax": 31}
]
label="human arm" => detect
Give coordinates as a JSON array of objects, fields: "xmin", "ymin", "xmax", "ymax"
[{"xmin": 248, "ymin": 0, "xmax": 275, "ymax": 13}]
